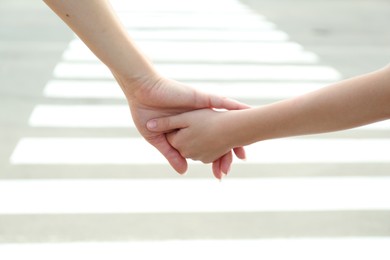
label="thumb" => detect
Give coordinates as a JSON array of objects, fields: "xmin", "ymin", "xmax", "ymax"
[
  {"xmin": 207, "ymin": 94, "xmax": 251, "ymax": 110},
  {"xmin": 146, "ymin": 114, "xmax": 187, "ymax": 133}
]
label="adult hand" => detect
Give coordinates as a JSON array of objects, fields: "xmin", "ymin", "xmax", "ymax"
[{"xmin": 43, "ymin": 0, "xmax": 249, "ymax": 179}]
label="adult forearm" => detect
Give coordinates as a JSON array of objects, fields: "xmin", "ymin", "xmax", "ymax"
[
  {"xmin": 43, "ymin": 0, "xmax": 156, "ymax": 81},
  {"xmin": 239, "ymin": 66, "xmax": 390, "ymax": 145}
]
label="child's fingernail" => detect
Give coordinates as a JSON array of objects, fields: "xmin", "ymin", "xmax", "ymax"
[
  {"xmin": 222, "ymin": 166, "xmax": 231, "ymax": 176},
  {"xmin": 147, "ymin": 120, "xmax": 157, "ymax": 130}
]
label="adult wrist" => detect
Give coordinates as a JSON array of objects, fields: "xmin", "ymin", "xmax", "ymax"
[{"xmin": 112, "ymin": 69, "xmax": 162, "ymax": 100}]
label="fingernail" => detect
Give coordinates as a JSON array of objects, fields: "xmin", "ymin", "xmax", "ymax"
[
  {"xmin": 147, "ymin": 120, "xmax": 157, "ymax": 130},
  {"xmin": 222, "ymin": 166, "xmax": 231, "ymax": 176}
]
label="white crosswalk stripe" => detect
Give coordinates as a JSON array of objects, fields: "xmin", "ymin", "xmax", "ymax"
[
  {"xmin": 43, "ymin": 80, "xmax": 330, "ymax": 99},
  {"xmin": 4, "ymin": 0, "xmax": 390, "ymax": 257},
  {"xmin": 53, "ymin": 63, "xmax": 342, "ymax": 81},
  {"xmin": 10, "ymin": 138, "xmax": 390, "ymax": 164},
  {"xmin": 64, "ymin": 40, "xmax": 320, "ymax": 63},
  {"xmin": 1, "ymin": 178, "xmax": 390, "ymax": 214},
  {"xmin": 29, "ymin": 104, "xmax": 390, "ymax": 129},
  {"xmin": 83, "ymin": 29, "xmax": 290, "ymax": 41},
  {"xmin": 1, "ymin": 239, "xmax": 390, "ymax": 260}
]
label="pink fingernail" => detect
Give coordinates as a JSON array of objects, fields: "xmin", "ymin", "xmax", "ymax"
[
  {"xmin": 222, "ymin": 166, "xmax": 231, "ymax": 176},
  {"xmin": 147, "ymin": 120, "xmax": 157, "ymax": 130}
]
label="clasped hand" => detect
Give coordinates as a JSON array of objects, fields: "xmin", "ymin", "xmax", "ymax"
[{"xmin": 115, "ymin": 73, "xmax": 248, "ymax": 179}]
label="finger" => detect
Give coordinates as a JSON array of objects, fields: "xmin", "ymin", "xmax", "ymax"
[
  {"xmin": 219, "ymin": 151, "xmax": 233, "ymax": 175},
  {"xmin": 165, "ymin": 131, "xmax": 177, "ymax": 150},
  {"xmin": 209, "ymin": 95, "xmax": 251, "ymax": 110},
  {"xmin": 212, "ymin": 159, "xmax": 223, "ymax": 180},
  {"xmin": 147, "ymin": 114, "xmax": 188, "ymax": 133},
  {"xmin": 233, "ymin": 147, "xmax": 246, "ymax": 160},
  {"xmin": 147, "ymin": 135, "xmax": 188, "ymax": 174}
]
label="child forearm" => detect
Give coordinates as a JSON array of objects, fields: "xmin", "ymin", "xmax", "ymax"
[{"xmin": 239, "ymin": 65, "xmax": 390, "ymax": 145}]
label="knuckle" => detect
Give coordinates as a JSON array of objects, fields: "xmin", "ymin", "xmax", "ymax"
[
  {"xmin": 203, "ymin": 158, "xmax": 213, "ymax": 164},
  {"xmin": 161, "ymin": 118, "xmax": 171, "ymax": 131}
]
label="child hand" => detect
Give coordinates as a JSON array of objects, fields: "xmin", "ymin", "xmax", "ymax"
[{"xmin": 147, "ymin": 109, "xmax": 246, "ymax": 178}]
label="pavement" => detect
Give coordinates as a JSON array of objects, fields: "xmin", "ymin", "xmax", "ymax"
[
  {"xmin": 0, "ymin": 0, "xmax": 390, "ymax": 258},
  {"xmin": 242, "ymin": 0, "xmax": 390, "ymax": 77}
]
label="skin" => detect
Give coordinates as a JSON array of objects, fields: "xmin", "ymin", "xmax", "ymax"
[
  {"xmin": 147, "ymin": 65, "xmax": 390, "ymax": 165},
  {"xmin": 43, "ymin": 0, "xmax": 249, "ymax": 179}
]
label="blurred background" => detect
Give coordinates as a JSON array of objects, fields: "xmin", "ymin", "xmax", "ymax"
[{"xmin": 0, "ymin": 0, "xmax": 390, "ymax": 258}]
